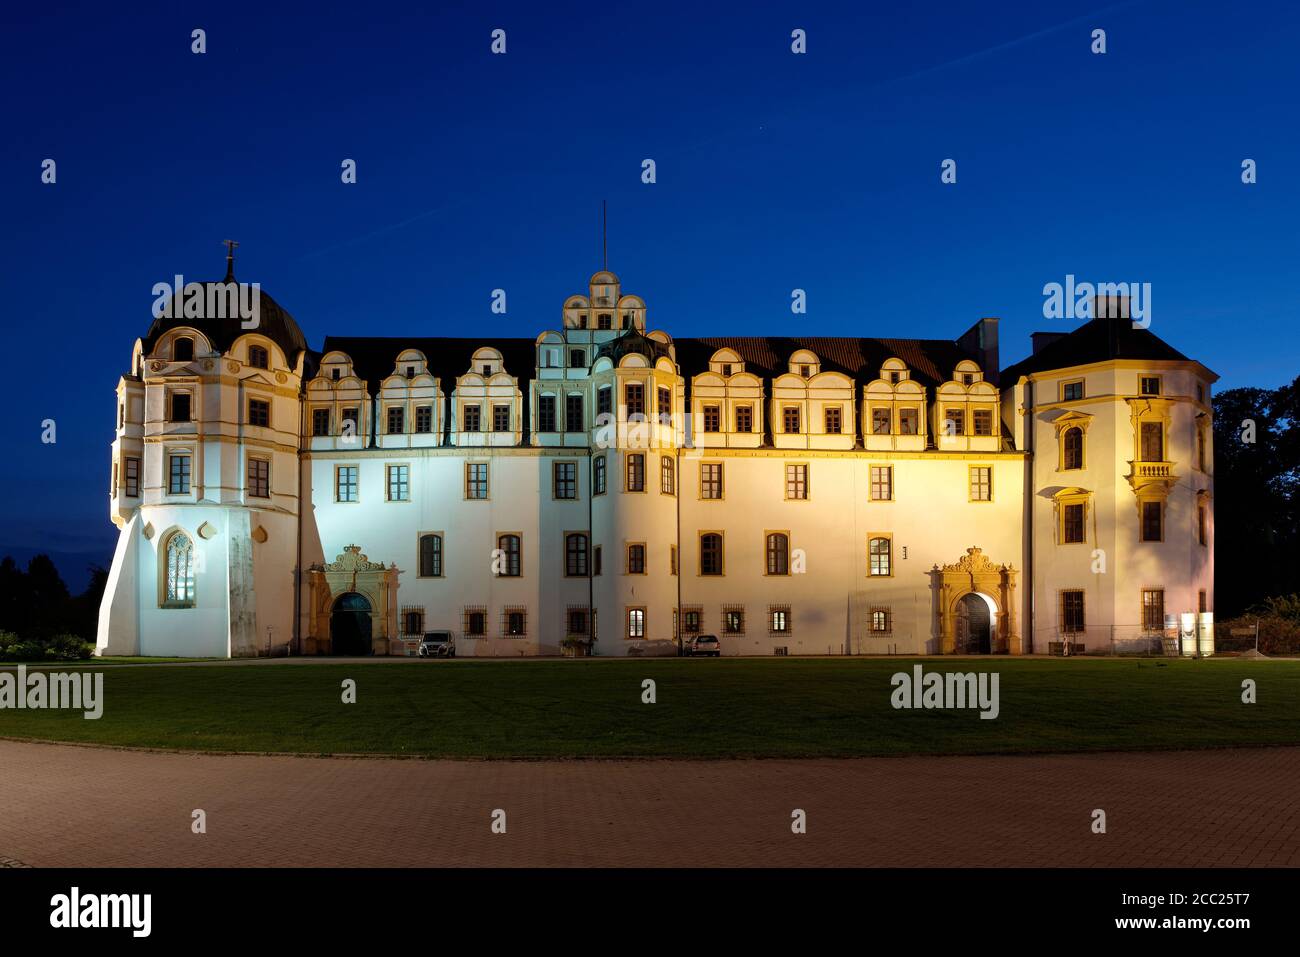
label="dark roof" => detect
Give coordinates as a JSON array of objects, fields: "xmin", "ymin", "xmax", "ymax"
[
  {"xmin": 144, "ymin": 280, "xmax": 309, "ymax": 364},
  {"xmin": 321, "ymin": 336, "xmax": 539, "ymax": 395},
  {"xmin": 1000, "ymin": 317, "xmax": 1197, "ymax": 383},
  {"xmin": 595, "ymin": 327, "xmax": 675, "ymax": 365}
]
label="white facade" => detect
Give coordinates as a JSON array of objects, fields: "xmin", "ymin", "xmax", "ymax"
[{"xmin": 98, "ymin": 267, "xmax": 1216, "ymax": 658}]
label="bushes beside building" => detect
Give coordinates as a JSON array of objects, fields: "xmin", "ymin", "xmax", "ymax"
[
  {"xmin": 0, "ymin": 630, "xmax": 93, "ymax": 661},
  {"xmin": 0, "ymin": 555, "xmax": 104, "ymax": 660},
  {"xmin": 1217, "ymin": 595, "xmax": 1300, "ymax": 656}
]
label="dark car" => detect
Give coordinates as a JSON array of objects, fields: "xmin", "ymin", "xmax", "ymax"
[
  {"xmin": 418, "ymin": 631, "xmax": 455, "ymax": 658},
  {"xmin": 685, "ymin": 634, "xmax": 720, "ymax": 657}
]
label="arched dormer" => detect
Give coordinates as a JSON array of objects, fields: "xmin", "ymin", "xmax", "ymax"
[
  {"xmin": 454, "ymin": 347, "xmax": 521, "ymax": 447},
  {"xmin": 708, "ymin": 348, "xmax": 744, "ymax": 377},
  {"xmin": 394, "ymin": 349, "xmax": 428, "ymax": 379},
  {"xmin": 935, "ymin": 361, "xmax": 1000, "ymax": 451},
  {"xmin": 789, "ymin": 349, "xmax": 821, "ymax": 378},
  {"xmin": 863, "ymin": 359, "xmax": 927, "ymax": 451}
]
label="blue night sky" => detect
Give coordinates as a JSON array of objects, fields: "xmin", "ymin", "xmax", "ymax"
[{"xmin": 2, "ymin": 0, "xmax": 1298, "ymax": 582}]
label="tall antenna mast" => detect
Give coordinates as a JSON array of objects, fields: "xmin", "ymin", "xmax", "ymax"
[{"xmin": 602, "ymin": 200, "xmax": 608, "ymax": 271}]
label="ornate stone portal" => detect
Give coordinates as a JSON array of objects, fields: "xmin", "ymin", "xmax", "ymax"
[
  {"xmin": 930, "ymin": 547, "xmax": 1020, "ymax": 654},
  {"xmin": 305, "ymin": 545, "xmax": 401, "ymax": 655}
]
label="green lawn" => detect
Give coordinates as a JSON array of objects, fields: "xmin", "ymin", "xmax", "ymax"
[{"xmin": 1, "ymin": 657, "xmax": 1297, "ymax": 759}]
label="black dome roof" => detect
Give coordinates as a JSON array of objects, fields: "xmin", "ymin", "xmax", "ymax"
[
  {"xmin": 143, "ymin": 278, "xmax": 309, "ymax": 363},
  {"xmin": 595, "ymin": 327, "xmax": 674, "ymax": 365}
]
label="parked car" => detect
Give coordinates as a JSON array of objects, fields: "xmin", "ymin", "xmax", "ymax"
[
  {"xmin": 685, "ymin": 634, "xmax": 720, "ymax": 657},
  {"xmin": 418, "ymin": 631, "xmax": 455, "ymax": 657}
]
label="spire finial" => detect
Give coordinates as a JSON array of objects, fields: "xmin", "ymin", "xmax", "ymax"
[{"xmin": 222, "ymin": 239, "xmax": 239, "ymax": 281}]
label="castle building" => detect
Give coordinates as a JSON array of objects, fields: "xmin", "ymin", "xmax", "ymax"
[{"xmin": 96, "ymin": 259, "xmax": 1216, "ymax": 658}]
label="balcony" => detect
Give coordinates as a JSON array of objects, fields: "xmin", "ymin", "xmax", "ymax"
[{"xmin": 1128, "ymin": 460, "xmax": 1178, "ymax": 491}]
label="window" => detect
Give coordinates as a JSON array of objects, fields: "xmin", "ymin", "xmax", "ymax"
[
  {"xmin": 722, "ymin": 364, "xmax": 733, "ymax": 376},
  {"xmin": 943, "ymin": 408, "xmax": 964, "ymax": 437},
  {"xmin": 553, "ymin": 461, "xmax": 577, "ymax": 499},
  {"xmin": 598, "ymin": 313, "xmax": 612, "ymax": 330},
  {"xmin": 1199, "ymin": 590, "xmax": 1208, "ymax": 614},
  {"xmin": 241, "ymin": 345, "xmax": 267, "ymax": 370},
  {"xmin": 1198, "ymin": 503, "xmax": 1208, "ymax": 546},
  {"xmin": 466, "ymin": 463, "xmax": 488, "ymax": 499},
  {"xmin": 898, "ymin": 408, "xmax": 919, "ymax": 435},
  {"xmin": 168, "ymin": 453, "xmax": 191, "ymax": 494},
  {"xmin": 565, "ymin": 533, "xmax": 589, "ymax": 577},
  {"xmin": 387, "ymin": 465, "xmax": 409, "ymax": 501},
  {"xmin": 597, "ymin": 386, "xmax": 612, "ymax": 417},
  {"xmin": 248, "ymin": 398, "xmax": 270, "ymax": 428},
  {"xmin": 173, "ymin": 337, "xmax": 194, "ymax": 362},
  {"xmin": 962, "ymin": 373, "xmax": 975, "ymax": 386},
  {"xmin": 1141, "ymin": 500, "xmax": 1163, "ymax": 542},
  {"xmin": 703, "ymin": 405, "xmax": 721, "ymax": 432},
  {"xmin": 565, "ymin": 394, "xmax": 584, "ymax": 432},
  {"xmin": 593, "ymin": 455, "xmax": 607, "ymax": 495},
  {"xmin": 735, "ymin": 406, "xmax": 753, "ymax": 433},
  {"xmin": 336, "ymin": 465, "xmax": 358, "ymax": 502},
  {"xmin": 1063, "ymin": 503, "xmax": 1085, "ymax": 543},
  {"xmin": 481, "ymin": 364, "xmax": 492, "ymax": 376},
  {"xmin": 969, "ymin": 466, "xmax": 992, "ymax": 502},
  {"xmin": 163, "ymin": 531, "xmax": 195, "ymax": 606},
  {"xmin": 123, "ymin": 457, "xmax": 140, "ymax": 497},
  {"xmin": 405, "ymin": 365, "xmax": 416, "ymax": 378},
  {"xmin": 870, "ymin": 608, "xmax": 892, "ymax": 633},
  {"xmin": 1140, "ymin": 376, "xmax": 1161, "ymax": 396},
  {"xmin": 492, "ymin": 405, "xmax": 510, "ymax": 432},
  {"xmin": 1141, "ymin": 589, "xmax": 1165, "ymax": 633},
  {"xmin": 341, "ymin": 407, "xmax": 359, "ymax": 438},
  {"xmin": 799, "ymin": 364, "xmax": 810, "ymax": 377},
  {"xmin": 625, "ymin": 453, "xmax": 645, "ymax": 492},
  {"xmin": 247, "ymin": 458, "xmax": 270, "ymax": 498},
  {"xmin": 700, "ymin": 533, "xmax": 723, "ymax": 575},
  {"xmin": 415, "ymin": 406, "xmax": 433, "ymax": 434},
  {"xmin": 700, "ymin": 463, "xmax": 723, "ymax": 499},
  {"xmin": 386, "ymin": 406, "xmax": 404, "ymax": 434},
  {"xmin": 496, "ymin": 535, "xmax": 521, "ymax": 577},
  {"xmin": 567, "ymin": 607, "xmax": 589, "ymax": 635},
  {"xmin": 870, "ymin": 466, "xmax": 892, "ymax": 501},
  {"xmin": 1063, "ymin": 427, "xmax": 1084, "ymax": 470},
  {"xmin": 1061, "ymin": 380, "xmax": 1084, "ymax": 402},
  {"xmin": 868, "ymin": 536, "xmax": 892, "ymax": 576},
  {"xmin": 169, "ymin": 392, "xmax": 191, "ymax": 422},
  {"xmin": 464, "ymin": 608, "xmax": 487, "ymax": 636},
  {"xmin": 657, "ymin": 386, "xmax": 672, "ymax": 422},
  {"xmin": 683, "ymin": 609, "xmax": 701, "ymax": 634},
  {"xmin": 871, "ymin": 408, "xmax": 890, "ymax": 435},
  {"xmin": 973, "ymin": 409, "xmax": 994, "ymax": 436},
  {"xmin": 766, "ymin": 533, "xmax": 790, "ymax": 575},
  {"xmin": 770, "ymin": 607, "xmax": 791, "ymax": 634},
  {"xmin": 312, "ymin": 408, "xmax": 331, "ymax": 436},
  {"xmin": 463, "ymin": 405, "xmax": 482, "ymax": 432},
  {"xmin": 785, "ymin": 464, "xmax": 807, "ymax": 500},
  {"xmin": 824, "ymin": 407, "xmax": 842, "ymax": 434},
  {"xmin": 569, "ymin": 349, "xmax": 585, "ymax": 368},
  {"xmin": 627, "ymin": 608, "xmax": 646, "ymax": 639},
  {"xmin": 1140, "ymin": 422, "xmax": 1163, "ymax": 462},
  {"xmin": 627, "ymin": 544, "xmax": 645, "ymax": 574},
  {"xmin": 1196, "ymin": 426, "xmax": 1206, "ymax": 471},
  {"xmin": 331, "ymin": 368, "xmax": 340, "ymax": 381},
  {"xmin": 504, "ymin": 608, "xmax": 527, "ymax": 637},
  {"xmin": 419, "ymin": 534, "xmax": 443, "ymax": 577},
  {"xmin": 400, "ymin": 608, "xmax": 425, "ymax": 636},
  {"xmin": 538, "ymin": 395, "xmax": 557, "ymax": 432},
  {"xmin": 724, "ymin": 608, "xmax": 745, "ymax": 635},
  {"xmin": 670, "ymin": 545, "xmax": 677, "ymax": 575},
  {"xmin": 782, "ymin": 406, "xmax": 801, "ymax": 434},
  {"xmin": 1062, "ymin": 590, "xmax": 1085, "ymax": 635},
  {"xmin": 661, "ymin": 456, "xmax": 675, "ymax": 495},
  {"xmin": 594, "ymin": 545, "xmax": 603, "ymax": 576},
  {"xmin": 625, "ymin": 383, "xmax": 644, "ymax": 417}
]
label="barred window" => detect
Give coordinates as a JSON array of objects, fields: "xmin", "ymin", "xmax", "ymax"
[
  {"xmin": 735, "ymin": 406, "xmax": 753, "ymax": 433},
  {"xmin": 824, "ymin": 407, "xmax": 842, "ymax": 434},
  {"xmin": 700, "ymin": 533, "xmax": 723, "ymax": 576},
  {"xmin": 419, "ymin": 534, "xmax": 443, "ymax": 578},
  {"xmin": 682, "ymin": 608, "xmax": 702, "ymax": 634},
  {"xmin": 386, "ymin": 465, "xmax": 409, "ymax": 501},
  {"xmin": 565, "ymin": 533, "xmax": 589, "ymax": 577},
  {"xmin": 247, "ymin": 458, "xmax": 270, "ymax": 498},
  {"xmin": 466, "ymin": 463, "xmax": 489, "ymax": 499},
  {"xmin": 703, "ymin": 405, "xmax": 721, "ymax": 432},
  {"xmin": 567, "ymin": 606, "xmax": 590, "ymax": 636},
  {"xmin": 248, "ymin": 398, "xmax": 270, "ymax": 428},
  {"xmin": 1061, "ymin": 591, "xmax": 1085, "ymax": 634},
  {"xmin": 312, "ymin": 408, "xmax": 331, "ymax": 436},
  {"xmin": 969, "ymin": 466, "xmax": 992, "ymax": 502},
  {"xmin": 782, "ymin": 406, "xmax": 801, "ymax": 434},
  {"xmin": 553, "ymin": 461, "xmax": 577, "ymax": 500},
  {"xmin": 503, "ymin": 607, "xmax": 527, "ymax": 637},
  {"xmin": 661, "ymin": 455, "xmax": 675, "ymax": 495},
  {"xmin": 401, "ymin": 607, "xmax": 425, "ymax": 636},
  {"xmin": 538, "ymin": 395, "xmax": 557, "ymax": 432},
  {"xmin": 723, "ymin": 608, "xmax": 745, "ymax": 634},
  {"xmin": 463, "ymin": 405, "xmax": 481, "ymax": 432},
  {"xmin": 870, "ymin": 465, "xmax": 892, "ymax": 501},
  {"xmin": 700, "ymin": 463, "xmax": 723, "ymax": 499},
  {"xmin": 625, "ymin": 453, "xmax": 645, "ymax": 491},
  {"xmin": 464, "ymin": 607, "xmax": 487, "ymax": 636},
  {"xmin": 336, "ymin": 465, "xmax": 358, "ymax": 502},
  {"xmin": 870, "ymin": 607, "xmax": 892, "ymax": 633},
  {"xmin": 496, "ymin": 535, "xmax": 521, "ymax": 577},
  {"xmin": 785, "ymin": 464, "xmax": 807, "ymax": 500},
  {"xmin": 769, "ymin": 607, "xmax": 791, "ymax": 634},
  {"xmin": 868, "ymin": 537, "xmax": 892, "ymax": 576},
  {"xmin": 766, "ymin": 533, "xmax": 790, "ymax": 575},
  {"xmin": 1142, "ymin": 589, "xmax": 1165, "ymax": 633},
  {"xmin": 386, "ymin": 406, "xmax": 404, "ymax": 434}
]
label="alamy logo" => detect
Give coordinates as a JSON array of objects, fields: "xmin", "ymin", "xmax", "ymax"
[
  {"xmin": 49, "ymin": 887, "xmax": 150, "ymax": 937},
  {"xmin": 0, "ymin": 665, "xmax": 104, "ymax": 719},
  {"xmin": 1042, "ymin": 274, "xmax": 1151, "ymax": 329},
  {"xmin": 151, "ymin": 274, "xmax": 261, "ymax": 329},
  {"xmin": 890, "ymin": 664, "xmax": 1000, "ymax": 720}
]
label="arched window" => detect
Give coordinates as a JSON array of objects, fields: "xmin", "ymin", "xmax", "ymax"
[
  {"xmin": 1063, "ymin": 427, "xmax": 1084, "ymax": 470},
  {"xmin": 173, "ymin": 337, "xmax": 194, "ymax": 362},
  {"xmin": 700, "ymin": 533, "xmax": 723, "ymax": 576},
  {"xmin": 766, "ymin": 533, "xmax": 790, "ymax": 575},
  {"xmin": 419, "ymin": 534, "xmax": 443, "ymax": 578},
  {"xmin": 163, "ymin": 531, "xmax": 195, "ymax": 606},
  {"xmin": 868, "ymin": 537, "xmax": 892, "ymax": 577},
  {"xmin": 497, "ymin": 534, "xmax": 521, "ymax": 577}
]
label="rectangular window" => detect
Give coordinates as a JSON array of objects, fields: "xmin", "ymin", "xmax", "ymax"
[
  {"xmin": 700, "ymin": 463, "xmax": 723, "ymax": 499},
  {"xmin": 700, "ymin": 534, "xmax": 723, "ymax": 576},
  {"xmin": 898, "ymin": 408, "xmax": 919, "ymax": 435},
  {"xmin": 415, "ymin": 405, "xmax": 433, "ymax": 434},
  {"xmin": 683, "ymin": 609, "xmax": 701, "ymax": 634},
  {"xmin": 503, "ymin": 607, "xmax": 527, "ymax": 637},
  {"xmin": 247, "ymin": 458, "xmax": 270, "ymax": 498},
  {"xmin": 770, "ymin": 607, "xmax": 790, "ymax": 634},
  {"xmin": 1062, "ymin": 590, "xmax": 1085, "ymax": 634},
  {"xmin": 386, "ymin": 406, "xmax": 404, "ymax": 434},
  {"xmin": 625, "ymin": 383, "xmax": 645, "ymax": 417},
  {"xmin": 1198, "ymin": 503, "xmax": 1208, "ymax": 545},
  {"xmin": 169, "ymin": 392, "xmax": 191, "ymax": 422},
  {"xmin": 123, "ymin": 457, "xmax": 140, "ymax": 497},
  {"xmin": 868, "ymin": 536, "xmax": 892, "ymax": 577},
  {"xmin": 553, "ymin": 461, "xmax": 577, "ymax": 500},
  {"xmin": 969, "ymin": 466, "xmax": 992, "ymax": 502},
  {"xmin": 870, "ymin": 608, "xmax": 892, "ymax": 633},
  {"xmin": 1063, "ymin": 502, "xmax": 1085, "ymax": 543},
  {"xmin": 387, "ymin": 465, "xmax": 409, "ymax": 501},
  {"xmin": 871, "ymin": 408, "xmax": 891, "ymax": 435},
  {"xmin": 625, "ymin": 453, "xmax": 645, "ymax": 492},
  {"xmin": 341, "ymin": 407, "xmax": 359, "ymax": 438},
  {"xmin": 824, "ymin": 407, "xmax": 842, "ymax": 434},
  {"xmin": 661, "ymin": 455, "xmax": 675, "ymax": 495},
  {"xmin": 1140, "ymin": 422, "xmax": 1163, "ymax": 462},
  {"xmin": 782, "ymin": 406, "xmax": 801, "ymax": 434},
  {"xmin": 565, "ymin": 394, "xmax": 584, "ymax": 432},
  {"xmin": 785, "ymin": 464, "xmax": 808, "ymax": 500},
  {"xmin": 336, "ymin": 465, "xmax": 358, "ymax": 503},
  {"xmin": 973, "ymin": 409, "xmax": 994, "ymax": 436},
  {"xmin": 465, "ymin": 463, "xmax": 488, "ymax": 499},
  {"xmin": 168, "ymin": 453, "xmax": 191, "ymax": 494},
  {"xmin": 627, "ymin": 544, "xmax": 645, "ymax": 574},
  {"xmin": 496, "ymin": 536, "xmax": 521, "ymax": 578},
  {"xmin": 492, "ymin": 405, "xmax": 510, "ymax": 432},
  {"xmin": 1141, "ymin": 500, "xmax": 1163, "ymax": 542},
  {"xmin": 567, "ymin": 607, "xmax": 589, "ymax": 635},
  {"xmin": 670, "ymin": 545, "xmax": 677, "ymax": 576},
  {"xmin": 419, "ymin": 534, "xmax": 443, "ymax": 578},
  {"xmin": 312, "ymin": 408, "xmax": 331, "ymax": 436},
  {"xmin": 870, "ymin": 465, "xmax": 892, "ymax": 502},
  {"xmin": 943, "ymin": 408, "xmax": 964, "ymax": 437},
  {"xmin": 1196, "ymin": 427, "xmax": 1206, "ymax": 471},
  {"xmin": 1140, "ymin": 376, "xmax": 1161, "ymax": 396},
  {"xmin": 248, "ymin": 345, "xmax": 268, "ymax": 369},
  {"xmin": 464, "ymin": 608, "xmax": 487, "ymax": 636},
  {"xmin": 401, "ymin": 609, "xmax": 424, "ymax": 636},
  {"xmin": 565, "ymin": 534, "xmax": 588, "ymax": 577},
  {"xmin": 538, "ymin": 395, "xmax": 557, "ymax": 432},
  {"xmin": 627, "ymin": 608, "xmax": 646, "ymax": 639},
  {"xmin": 723, "ymin": 608, "xmax": 745, "ymax": 635},
  {"xmin": 463, "ymin": 405, "xmax": 481, "ymax": 432},
  {"xmin": 248, "ymin": 398, "xmax": 271, "ymax": 428},
  {"xmin": 597, "ymin": 387, "xmax": 612, "ymax": 417},
  {"xmin": 569, "ymin": 349, "xmax": 585, "ymax": 368},
  {"xmin": 735, "ymin": 406, "xmax": 753, "ymax": 433},
  {"xmin": 1061, "ymin": 380, "xmax": 1084, "ymax": 402},
  {"xmin": 657, "ymin": 386, "xmax": 672, "ymax": 421},
  {"xmin": 594, "ymin": 545, "xmax": 603, "ymax": 576},
  {"xmin": 593, "ymin": 454, "xmax": 607, "ymax": 495},
  {"xmin": 1142, "ymin": 589, "xmax": 1165, "ymax": 633},
  {"xmin": 1198, "ymin": 590, "xmax": 1208, "ymax": 614},
  {"xmin": 703, "ymin": 405, "xmax": 721, "ymax": 432}
]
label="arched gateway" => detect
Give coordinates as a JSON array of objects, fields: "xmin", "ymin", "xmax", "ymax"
[{"xmin": 931, "ymin": 548, "xmax": 1020, "ymax": 654}]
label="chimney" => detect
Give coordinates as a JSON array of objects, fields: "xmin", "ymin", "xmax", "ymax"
[
  {"xmin": 958, "ymin": 317, "xmax": 1000, "ymax": 385},
  {"xmin": 1031, "ymin": 331, "xmax": 1068, "ymax": 355}
]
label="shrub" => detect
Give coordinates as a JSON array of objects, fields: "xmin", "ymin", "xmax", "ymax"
[{"xmin": 0, "ymin": 631, "xmax": 93, "ymax": 661}]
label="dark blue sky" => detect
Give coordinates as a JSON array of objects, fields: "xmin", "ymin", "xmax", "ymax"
[{"xmin": 3, "ymin": 0, "xmax": 1297, "ymax": 583}]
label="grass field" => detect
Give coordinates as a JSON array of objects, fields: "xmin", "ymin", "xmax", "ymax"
[{"xmin": 2, "ymin": 657, "xmax": 1298, "ymax": 759}]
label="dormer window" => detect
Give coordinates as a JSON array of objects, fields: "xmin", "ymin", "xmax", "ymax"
[
  {"xmin": 331, "ymin": 368, "xmax": 340, "ymax": 381},
  {"xmin": 405, "ymin": 366, "xmax": 415, "ymax": 378},
  {"xmin": 722, "ymin": 364, "xmax": 733, "ymax": 377},
  {"xmin": 248, "ymin": 345, "xmax": 269, "ymax": 370},
  {"xmin": 173, "ymin": 337, "xmax": 194, "ymax": 362},
  {"xmin": 800, "ymin": 365, "xmax": 810, "ymax": 378},
  {"xmin": 889, "ymin": 371, "xmax": 900, "ymax": 384},
  {"xmin": 482, "ymin": 364, "xmax": 492, "ymax": 376},
  {"xmin": 962, "ymin": 373, "xmax": 974, "ymax": 386}
]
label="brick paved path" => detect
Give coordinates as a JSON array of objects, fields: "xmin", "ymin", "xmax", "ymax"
[{"xmin": 1, "ymin": 739, "xmax": 1295, "ymax": 867}]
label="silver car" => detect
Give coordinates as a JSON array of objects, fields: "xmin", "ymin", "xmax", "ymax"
[{"xmin": 686, "ymin": 634, "xmax": 721, "ymax": 657}]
